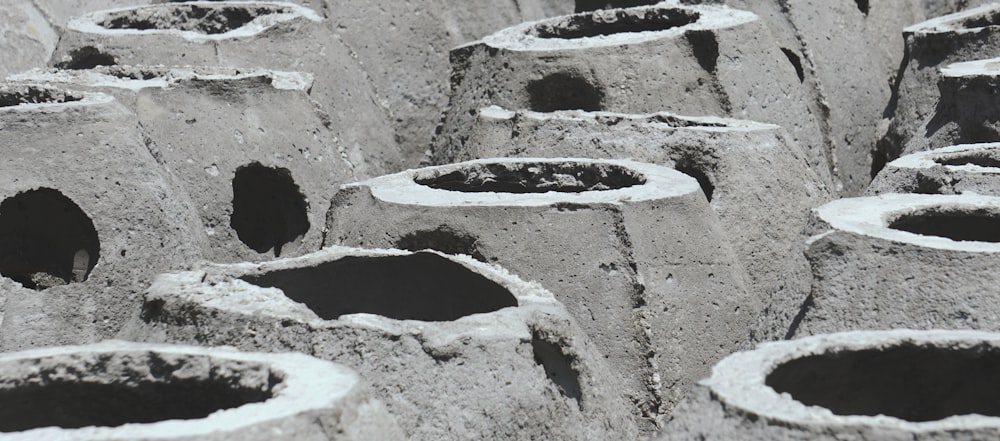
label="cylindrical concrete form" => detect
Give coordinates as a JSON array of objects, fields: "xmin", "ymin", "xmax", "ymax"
[
  {"xmin": 11, "ymin": 66, "xmax": 400, "ymax": 262},
  {"xmin": 324, "ymin": 158, "xmax": 759, "ymax": 426},
  {"xmin": 868, "ymin": 143, "xmax": 1000, "ymax": 195},
  {"xmin": 435, "ymin": 3, "xmax": 831, "ymax": 188},
  {"xmin": 0, "ymin": 341, "xmax": 404, "ymax": 440},
  {"xmin": 441, "ymin": 106, "xmax": 831, "ymax": 340},
  {"xmin": 51, "ymin": 2, "xmax": 398, "ymax": 167},
  {"xmin": 0, "ymin": 3, "xmax": 58, "ymax": 79},
  {"xmin": 876, "ymin": 4, "xmax": 1000, "ymax": 172},
  {"xmin": 128, "ymin": 246, "xmax": 638, "ymax": 440},
  {"xmin": 786, "ymin": 193, "xmax": 1000, "ymax": 338},
  {"xmin": 0, "ymin": 84, "xmax": 204, "ymax": 350},
  {"xmin": 661, "ymin": 330, "xmax": 1000, "ymax": 440}
]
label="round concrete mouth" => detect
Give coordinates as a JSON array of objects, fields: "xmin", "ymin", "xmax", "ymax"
[
  {"xmin": 888, "ymin": 207, "xmax": 1000, "ymax": 242},
  {"xmin": 765, "ymin": 344, "xmax": 1000, "ymax": 422},
  {"xmin": 414, "ymin": 162, "xmax": 647, "ymax": 194},
  {"xmin": 0, "ymin": 351, "xmax": 275, "ymax": 432},
  {"xmin": 0, "ymin": 86, "xmax": 83, "ymax": 107},
  {"xmin": 95, "ymin": 3, "xmax": 296, "ymax": 34},
  {"xmin": 528, "ymin": 7, "xmax": 701, "ymax": 39},
  {"xmin": 931, "ymin": 149, "xmax": 1000, "ymax": 168},
  {"xmin": 239, "ymin": 252, "xmax": 518, "ymax": 321}
]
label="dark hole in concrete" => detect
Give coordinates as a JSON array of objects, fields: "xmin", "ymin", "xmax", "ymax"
[
  {"xmin": 933, "ymin": 152, "xmax": 1000, "ymax": 168},
  {"xmin": 53, "ymin": 46, "xmax": 117, "ymax": 70},
  {"xmin": 241, "ymin": 252, "xmax": 517, "ymax": 322},
  {"xmin": 780, "ymin": 47, "xmax": 805, "ymax": 83},
  {"xmin": 766, "ymin": 344, "xmax": 1000, "ymax": 422},
  {"xmin": 98, "ymin": 4, "xmax": 288, "ymax": 35},
  {"xmin": 574, "ymin": 0, "xmax": 660, "ymax": 13},
  {"xmin": 674, "ymin": 163, "xmax": 715, "ymax": 202},
  {"xmin": 527, "ymin": 72, "xmax": 604, "ymax": 112},
  {"xmin": 0, "ymin": 188, "xmax": 99, "ymax": 290},
  {"xmin": 686, "ymin": 30, "xmax": 719, "ymax": 73},
  {"xmin": 888, "ymin": 208, "xmax": 1000, "ymax": 242},
  {"xmin": 416, "ymin": 162, "xmax": 645, "ymax": 194},
  {"xmin": 961, "ymin": 11, "xmax": 1000, "ymax": 29},
  {"xmin": 0, "ymin": 87, "xmax": 82, "ymax": 108},
  {"xmin": 230, "ymin": 162, "xmax": 309, "ymax": 257},
  {"xmin": 396, "ymin": 226, "xmax": 488, "ymax": 261},
  {"xmin": 532, "ymin": 8, "xmax": 699, "ymax": 39},
  {"xmin": 0, "ymin": 354, "xmax": 274, "ymax": 431},
  {"xmin": 532, "ymin": 330, "xmax": 582, "ymax": 405},
  {"xmin": 855, "ymin": 0, "xmax": 870, "ymax": 15}
]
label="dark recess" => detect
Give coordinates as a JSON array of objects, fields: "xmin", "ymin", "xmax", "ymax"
[
  {"xmin": 674, "ymin": 162, "xmax": 715, "ymax": 202},
  {"xmin": 532, "ymin": 330, "xmax": 583, "ymax": 404},
  {"xmin": 396, "ymin": 226, "xmax": 488, "ymax": 261},
  {"xmin": 527, "ymin": 72, "xmax": 604, "ymax": 112},
  {"xmin": 416, "ymin": 162, "xmax": 644, "ymax": 194},
  {"xmin": 230, "ymin": 162, "xmax": 309, "ymax": 257},
  {"xmin": 53, "ymin": 46, "xmax": 117, "ymax": 70},
  {"xmin": 888, "ymin": 209, "xmax": 1000, "ymax": 242},
  {"xmin": 780, "ymin": 48, "xmax": 805, "ymax": 83}
]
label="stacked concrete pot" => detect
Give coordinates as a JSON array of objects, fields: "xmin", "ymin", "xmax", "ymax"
[
  {"xmin": 127, "ymin": 246, "xmax": 637, "ymax": 440},
  {"xmin": 0, "ymin": 83, "xmax": 204, "ymax": 351},
  {"xmin": 0, "ymin": 341, "xmax": 404, "ymax": 440},
  {"xmin": 868, "ymin": 142, "xmax": 1000, "ymax": 195}
]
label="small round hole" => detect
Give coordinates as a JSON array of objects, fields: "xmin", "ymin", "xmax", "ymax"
[
  {"xmin": 230, "ymin": 163, "xmax": 309, "ymax": 257},
  {"xmin": 527, "ymin": 73, "xmax": 604, "ymax": 112},
  {"xmin": 415, "ymin": 162, "xmax": 645, "ymax": 194}
]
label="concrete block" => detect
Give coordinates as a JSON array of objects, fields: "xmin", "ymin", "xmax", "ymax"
[
  {"xmin": 434, "ymin": 3, "xmax": 832, "ymax": 189},
  {"xmin": 438, "ymin": 106, "xmax": 831, "ymax": 340},
  {"xmin": 127, "ymin": 246, "xmax": 638, "ymax": 440},
  {"xmin": 50, "ymin": 2, "xmax": 399, "ymax": 169},
  {"xmin": 660, "ymin": 330, "xmax": 1000, "ymax": 440},
  {"xmin": 787, "ymin": 193, "xmax": 1000, "ymax": 338},
  {"xmin": 0, "ymin": 84, "xmax": 204, "ymax": 350},
  {"xmin": 0, "ymin": 340, "xmax": 404, "ymax": 440},
  {"xmin": 11, "ymin": 66, "xmax": 399, "ymax": 262},
  {"xmin": 868, "ymin": 142, "xmax": 1000, "ymax": 195},
  {"xmin": 323, "ymin": 158, "xmax": 759, "ymax": 427},
  {"xmin": 0, "ymin": 2, "xmax": 58, "ymax": 79}
]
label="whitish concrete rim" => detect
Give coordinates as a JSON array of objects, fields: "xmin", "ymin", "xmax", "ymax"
[
  {"xmin": 704, "ymin": 330, "xmax": 1000, "ymax": 432},
  {"xmin": 9, "ymin": 67, "xmax": 314, "ymax": 92},
  {"xmin": 67, "ymin": 1, "xmax": 322, "ymax": 42},
  {"xmin": 889, "ymin": 143, "xmax": 1000, "ymax": 175},
  {"xmin": 0, "ymin": 340, "xmax": 360, "ymax": 441},
  {"xmin": 478, "ymin": 105, "xmax": 779, "ymax": 133},
  {"xmin": 904, "ymin": 3, "xmax": 1000, "ymax": 35},
  {"xmin": 0, "ymin": 84, "xmax": 115, "ymax": 113},
  {"xmin": 479, "ymin": 4, "xmax": 757, "ymax": 51},
  {"xmin": 348, "ymin": 157, "xmax": 700, "ymax": 207},
  {"xmin": 941, "ymin": 57, "xmax": 1000, "ymax": 78},
  {"xmin": 811, "ymin": 193, "xmax": 1000, "ymax": 252}
]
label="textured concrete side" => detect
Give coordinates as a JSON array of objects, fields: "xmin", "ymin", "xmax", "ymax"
[
  {"xmin": 868, "ymin": 142, "xmax": 1000, "ymax": 195},
  {"xmin": 0, "ymin": 2, "xmax": 58, "ymax": 79}
]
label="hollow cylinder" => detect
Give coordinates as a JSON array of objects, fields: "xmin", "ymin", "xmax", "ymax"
[
  {"xmin": 786, "ymin": 193, "xmax": 1000, "ymax": 338},
  {"xmin": 0, "ymin": 340, "xmax": 404, "ymax": 440},
  {"xmin": 661, "ymin": 330, "xmax": 1000, "ymax": 440},
  {"xmin": 868, "ymin": 142, "xmax": 1000, "ymax": 196},
  {"xmin": 128, "ymin": 246, "xmax": 638, "ymax": 440}
]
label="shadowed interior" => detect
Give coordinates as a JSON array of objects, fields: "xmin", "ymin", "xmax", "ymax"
[
  {"xmin": 230, "ymin": 163, "xmax": 309, "ymax": 257},
  {"xmin": 527, "ymin": 72, "xmax": 605, "ymax": 112},
  {"xmin": 888, "ymin": 208, "xmax": 1000, "ymax": 242},
  {"xmin": 531, "ymin": 8, "xmax": 700, "ymax": 39},
  {"xmin": 0, "ymin": 88, "xmax": 82, "ymax": 107},
  {"xmin": 415, "ymin": 162, "xmax": 645, "ymax": 193},
  {"xmin": 933, "ymin": 151, "xmax": 1000, "ymax": 168},
  {"xmin": 98, "ymin": 4, "xmax": 289, "ymax": 34}
]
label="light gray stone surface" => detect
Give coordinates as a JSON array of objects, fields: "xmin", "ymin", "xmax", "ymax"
[
  {"xmin": 127, "ymin": 246, "xmax": 638, "ymax": 441},
  {"xmin": 444, "ymin": 106, "xmax": 831, "ymax": 341},
  {"xmin": 788, "ymin": 193, "xmax": 1000, "ymax": 338},
  {"xmin": 0, "ymin": 340, "xmax": 405, "ymax": 440},
  {"xmin": 0, "ymin": 84, "xmax": 205, "ymax": 350},
  {"xmin": 434, "ymin": 3, "xmax": 832, "ymax": 189},
  {"xmin": 0, "ymin": 1, "xmax": 58, "ymax": 79},
  {"xmin": 868, "ymin": 142, "xmax": 1000, "ymax": 195},
  {"xmin": 323, "ymin": 158, "xmax": 759, "ymax": 428},
  {"xmin": 660, "ymin": 330, "xmax": 1000, "ymax": 440}
]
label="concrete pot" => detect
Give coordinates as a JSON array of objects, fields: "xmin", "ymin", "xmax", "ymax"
[{"xmin": 868, "ymin": 142, "xmax": 1000, "ymax": 195}]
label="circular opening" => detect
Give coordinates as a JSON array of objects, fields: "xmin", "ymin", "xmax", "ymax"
[
  {"xmin": 0, "ymin": 88, "xmax": 82, "ymax": 108},
  {"xmin": 766, "ymin": 344, "xmax": 1000, "ymax": 422},
  {"xmin": 0, "ymin": 352, "xmax": 276, "ymax": 431},
  {"xmin": 97, "ymin": 4, "xmax": 292, "ymax": 35},
  {"xmin": 530, "ymin": 8, "xmax": 700, "ymax": 39},
  {"xmin": 53, "ymin": 46, "xmax": 117, "ymax": 70},
  {"xmin": 230, "ymin": 162, "xmax": 310, "ymax": 257},
  {"xmin": 526, "ymin": 72, "xmax": 604, "ymax": 112},
  {"xmin": 932, "ymin": 151, "xmax": 1000, "ymax": 168},
  {"xmin": 414, "ymin": 162, "xmax": 646, "ymax": 194},
  {"xmin": 240, "ymin": 252, "xmax": 518, "ymax": 321},
  {"xmin": 0, "ymin": 188, "xmax": 100, "ymax": 290},
  {"xmin": 888, "ymin": 208, "xmax": 1000, "ymax": 242}
]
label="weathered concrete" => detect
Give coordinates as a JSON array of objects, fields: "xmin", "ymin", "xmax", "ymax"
[
  {"xmin": 50, "ymin": 2, "xmax": 399, "ymax": 171},
  {"xmin": 127, "ymin": 246, "xmax": 638, "ymax": 441},
  {"xmin": 0, "ymin": 84, "xmax": 205, "ymax": 350},
  {"xmin": 12, "ymin": 66, "xmax": 398, "ymax": 262},
  {"xmin": 0, "ymin": 340, "xmax": 404, "ymax": 440},
  {"xmin": 0, "ymin": 1, "xmax": 58, "ymax": 79},
  {"xmin": 324, "ymin": 158, "xmax": 758, "ymax": 427},
  {"xmin": 434, "ymin": 3, "xmax": 832, "ymax": 189},
  {"xmin": 440, "ymin": 106, "xmax": 831, "ymax": 341},
  {"xmin": 660, "ymin": 330, "xmax": 1000, "ymax": 440},
  {"xmin": 786, "ymin": 193, "xmax": 1000, "ymax": 338},
  {"xmin": 868, "ymin": 142, "xmax": 1000, "ymax": 195}
]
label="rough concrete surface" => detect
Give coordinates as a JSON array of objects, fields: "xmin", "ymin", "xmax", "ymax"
[
  {"xmin": 0, "ymin": 2, "xmax": 58, "ymax": 79},
  {"xmin": 788, "ymin": 193, "xmax": 1000, "ymax": 338},
  {"xmin": 0, "ymin": 340, "xmax": 404, "ymax": 440},
  {"xmin": 659, "ymin": 330, "xmax": 1000, "ymax": 440},
  {"xmin": 127, "ymin": 246, "xmax": 637, "ymax": 441},
  {"xmin": 324, "ymin": 158, "xmax": 759, "ymax": 428},
  {"xmin": 0, "ymin": 84, "xmax": 205, "ymax": 351},
  {"xmin": 869, "ymin": 142, "xmax": 1000, "ymax": 195},
  {"xmin": 435, "ymin": 3, "xmax": 832, "ymax": 189}
]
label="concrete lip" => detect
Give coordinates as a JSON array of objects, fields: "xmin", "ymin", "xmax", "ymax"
[
  {"xmin": 0, "ymin": 340, "xmax": 403, "ymax": 440},
  {"xmin": 868, "ymin": 143, "xmax": 1000, "ymax": 196},
  {"xmin": 903, "ymin": 3, "xmax": 1000, "ymax": 35},
  {"xmin": 888, "ymin": 143, "xmax": 1000, "ymax": 174},
  {"xmin": 0, "ymin": 83, "xmax": 109, "ymax": 112},
  {"xmin": 10, "ymin": 66, "xmax": 314, "ymax": 93}
]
